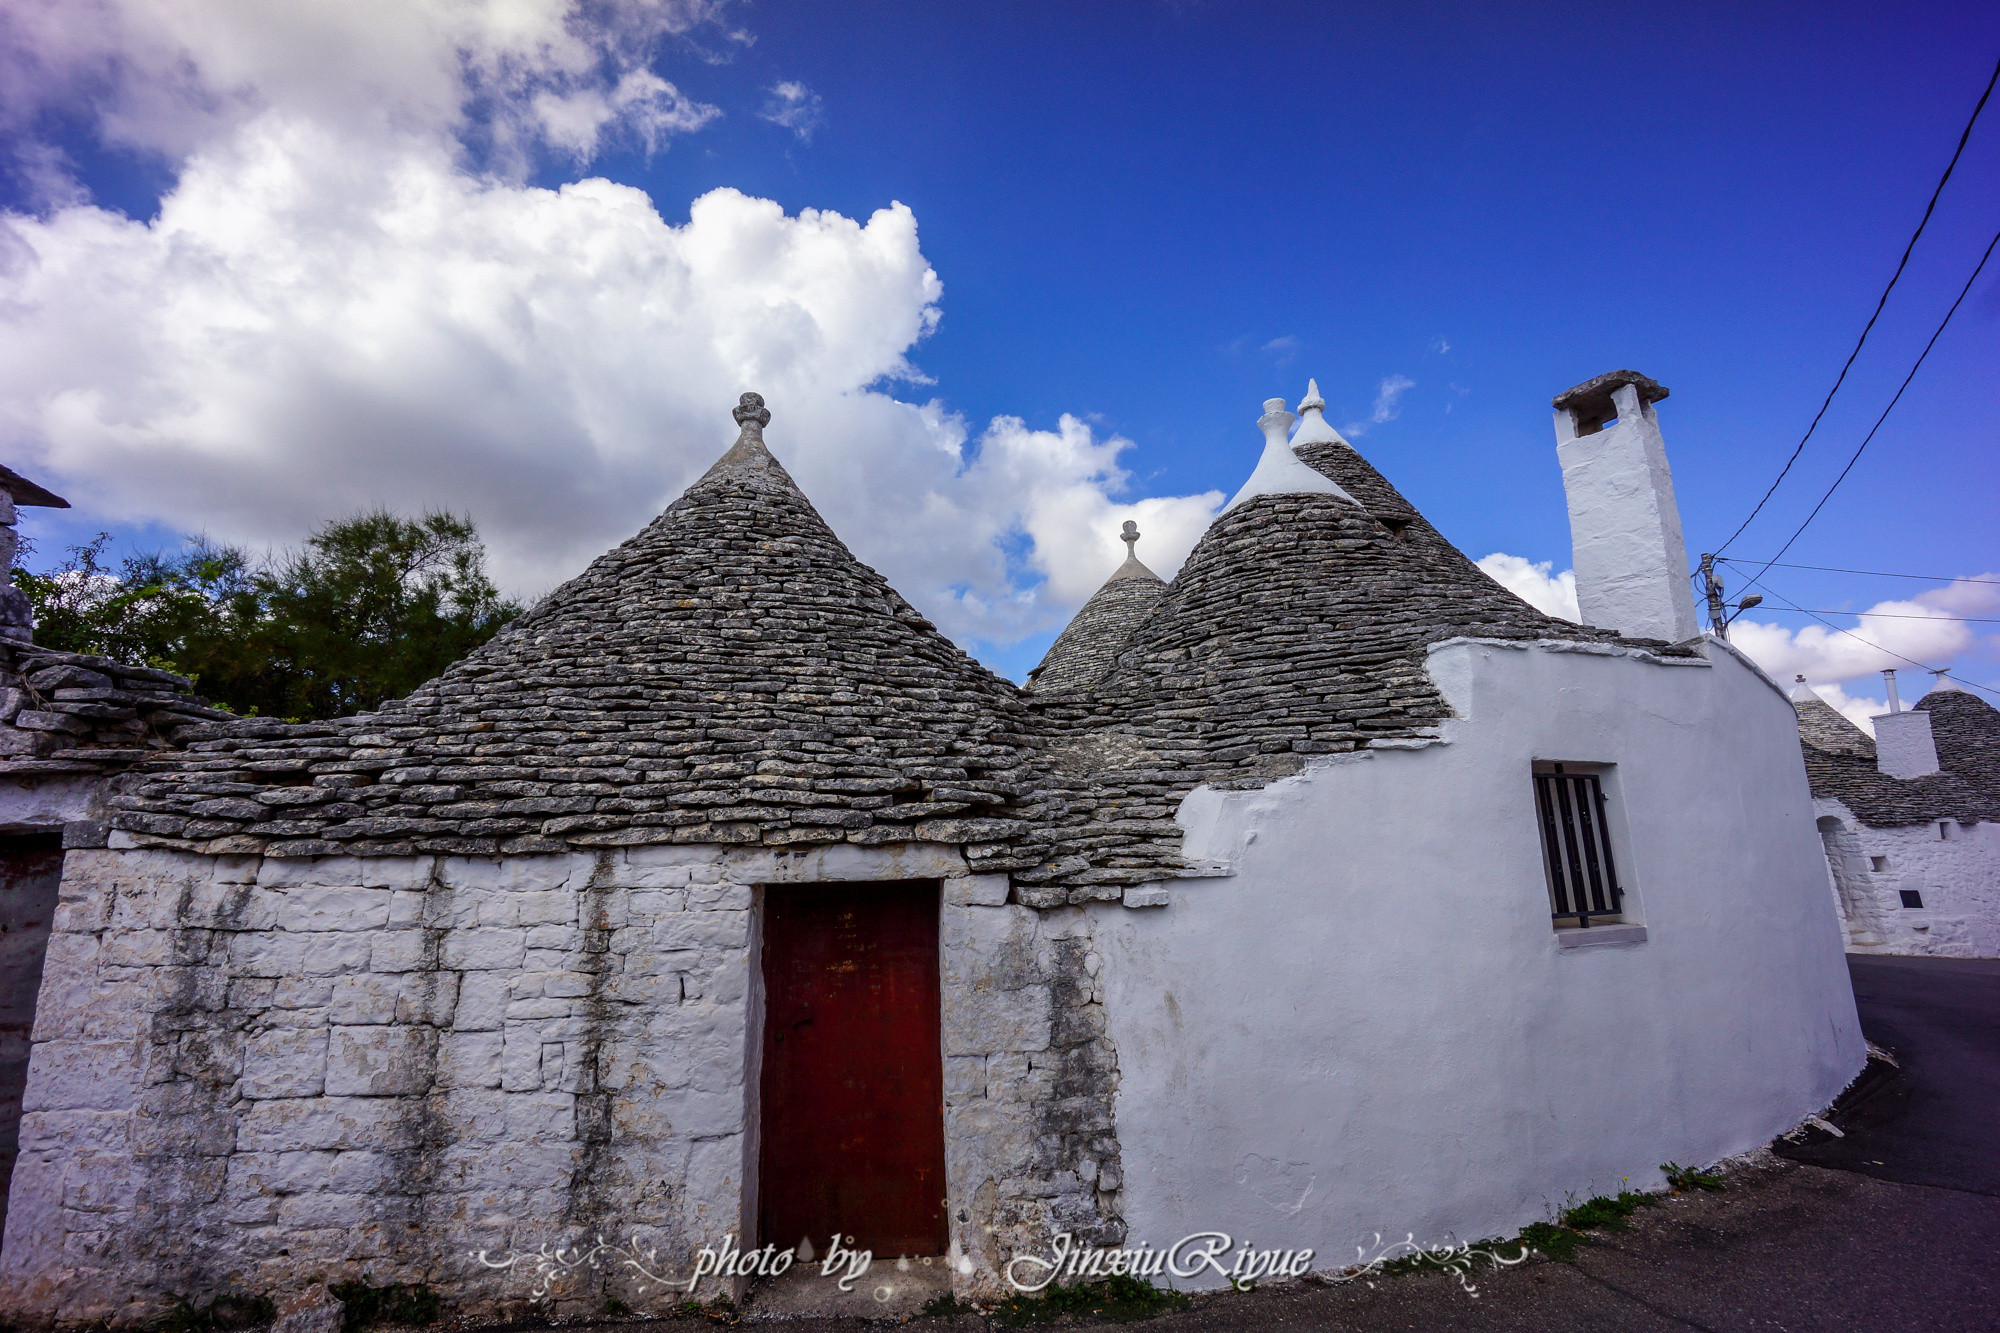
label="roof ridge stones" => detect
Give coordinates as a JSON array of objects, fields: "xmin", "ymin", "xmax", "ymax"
[{"xmin": 109, "ymin": 394, "xmax": 1047, "ymax": 864}]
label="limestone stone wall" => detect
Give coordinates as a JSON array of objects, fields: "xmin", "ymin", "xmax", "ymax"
[
  {"xmin": 941, "ymin": 883, "xmax": 1123, "ymax": 1297},
  {"xmin": 0, "ymin": 840, "xmax": 1123, "ymax": 1325}
]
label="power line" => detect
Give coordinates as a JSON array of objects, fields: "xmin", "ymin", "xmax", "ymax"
[
  {"xmin": 1711, "ymin": 50, "xmax": 2000, "ymax": 560},
  {"xmin": 1717, "ymin": 558, "xmax": 2000, "ymax": 587},
  {"xmin": 1732, "ymin": 574, "xmax": 2000, "ymax": 703},
  {"xmin": 1750, "ymin": 609, "xmax": 2000, "ymax": 624},
  {"xmin": 1737, "ymin": 223, "xmax": 2000, "ymax": 590}
]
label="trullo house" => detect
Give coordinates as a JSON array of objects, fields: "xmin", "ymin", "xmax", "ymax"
[{"xmin": 0, "ymin": 374, "xmax": 1863, "ymax": 1322}]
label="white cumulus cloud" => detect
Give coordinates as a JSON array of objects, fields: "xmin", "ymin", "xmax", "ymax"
[
  {"xmin": 0, "ymin": 0, "xmax": 730, "ymax": 173},
  {"xmin": 0, "ymin": 0, "xmax": 1224, "ymax": 660},
  {"xmin": 1476, "ymin": 553, "xmax": 1579, "ymax": 621},
  {"xmin": 1728, "ymin": 576, "xmax": 1998, "ymax": 702}
]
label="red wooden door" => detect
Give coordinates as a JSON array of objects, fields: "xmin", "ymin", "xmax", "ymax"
[{"xmin": 759, "ymin": 881, "xmax": 946, "ymax": 1257}]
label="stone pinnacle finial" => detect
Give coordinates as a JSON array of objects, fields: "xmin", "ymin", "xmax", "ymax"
[
  {"xmin": 1300, "ymin": 379, "xmax": 1326, "ymax": 411},
  {"xmin": 733, "ymin": 392, "xmax": 771, "ymax": 429},
  {"xmin": 1121, "ymin": 520, "xmax": 1140, "ymax": 552}
]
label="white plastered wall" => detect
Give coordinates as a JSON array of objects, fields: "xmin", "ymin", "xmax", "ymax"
[
  {"xmin": 1094, "ymin": 637, "xmax": 1864, "ymax": 1278},
  {"xmin": 1815, "ymin": 800, "xmax": 1999, "ymax": 958}
]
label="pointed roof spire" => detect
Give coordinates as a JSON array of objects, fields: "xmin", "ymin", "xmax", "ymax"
[
  {"xmin": 1928, "ymin": 668, "xmax": 1965, "ymax": 694},
  {"xmin": 1290, "ymin": 379, "xmax": 1350, "ymax": 447},
  {"xmin": 1788, "ymin": 674, "xmax": 1822, "ymax": 704},
  {"xmin": 1221, "ymin": 397, "xmax": 1356, "ymax": 513},
  {"xmin": 698, "ymin": 391, "xmax": 788, "ymax": 484},
  {"xmin": 1108, "ymin": 519, "xmax": 1160, "ymax": 582}
]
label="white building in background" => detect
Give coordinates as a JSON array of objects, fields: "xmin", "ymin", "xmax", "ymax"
[
  {"xmin": 1795, "ymin": 672, "xmax": 2000, "ymax": 957},
  {"xmin": 0, "ymin": 373, "xmax": 1862, "ymax": 1325}
]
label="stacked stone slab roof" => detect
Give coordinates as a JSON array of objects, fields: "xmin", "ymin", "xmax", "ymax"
[
  {"xmin": 1027, "ymin": 523, "xmax": 1167, "ymax": 696},
  {"xmin": 1794, "ymin": 693, "xmax": 1875, "ymax": 760},
  {"xmin": 1923, "ymin": 686, "xmax": 2000, "ymax": 798},
  {"xmin": 108, "ymin": 396, "xmax": 1044, "ymax": 864},
  {"xmin": 103, "ymin": 388, "xmax": 1699, "ymax": 898},
  {"xmin": 1793, "ymin": 683, "xmax": 2000, "ymax": 828},
  {"xmin": 1014, "ymin": 429, "xmax": 1664, "ymax": 905},
  {"xmin": 0, "ymin": 643, "xmax": 232, "ymax": 779}
]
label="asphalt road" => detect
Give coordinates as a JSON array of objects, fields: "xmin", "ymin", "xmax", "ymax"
[
  {"xmin": 598, "ymin": 954, "xmax": 2000, "ymax": 1331},
  {"xmin": 1775, "ymin": 954, "xmax": 2000, "ymax": 1196}
]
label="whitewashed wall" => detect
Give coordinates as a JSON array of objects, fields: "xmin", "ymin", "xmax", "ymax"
[
  {"xmin": 1817, "ymin": 801, "xmax": 2000, "ymax": 958},
  {"xmin": 1095, "ymin": 637, "xmax": 1865, "ymax": 1281},
  {"xmin": 0, "ymin": 841, "xmax": 1097, "ymax": 1325}
]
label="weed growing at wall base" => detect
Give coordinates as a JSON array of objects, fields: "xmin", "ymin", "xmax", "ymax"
[
  {"xmin": 328, "ymin": 1279, "xmax": 440, "ymax": 1333},
  {"xmin": 1662, "ymin": 1161, "xmax": 1728, "ymax": 1192},
  {"xmin": 987, "ymin": 1275, "xmax": 1192, "ymax": 1325},
  {"xmin": 143, "ymin": 1293, "xmax": 275, "ymax": 1333}
]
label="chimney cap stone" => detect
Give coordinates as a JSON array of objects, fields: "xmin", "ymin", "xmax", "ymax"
[{"xmin": 1552, "ymin": 369, "xmax": 1669, "ymax": 412}]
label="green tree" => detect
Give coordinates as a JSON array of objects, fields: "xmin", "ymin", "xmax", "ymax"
[{"xmin": 11, "ymin": 510, "xmax": 520, "ymax": 720}]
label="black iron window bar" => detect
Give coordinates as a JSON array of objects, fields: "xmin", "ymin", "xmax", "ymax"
[{"xmin": 1534, "ymin": 765, "xmax": 1623, "ymax": 927}]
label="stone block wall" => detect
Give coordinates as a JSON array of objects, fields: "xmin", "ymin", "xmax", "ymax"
[
  {"xmin": 0, "ymin": 841, "xmax": 1126, "ymax": 1325},
  {"xmin": 940, "ymin": 884, "xmax": 1123, "ymax": 1297}
]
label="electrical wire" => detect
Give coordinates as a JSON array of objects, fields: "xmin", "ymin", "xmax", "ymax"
[
  {"xmin": 1711, "ymin": 50, "xmax": 2000, "ymax": 560},
  {"xmin": 1729, "ymin": 574, "xmax": 2000, "ymax": 703},
  {"xmin": 1748, "ymin": 609, "xmax": 2000, "ymax": 624},
  {"xmin": 1717, "ymin": 558, "xmax": 2000, "ymax": 587},
  {"xmin": 1735, "ymin": 223, "xmax": 2000, "ymax": 592}
]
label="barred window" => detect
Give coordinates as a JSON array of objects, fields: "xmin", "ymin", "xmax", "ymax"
[{"xmin": 1533, "ymin": 763, "xmax": 1625, "ymax": 929}]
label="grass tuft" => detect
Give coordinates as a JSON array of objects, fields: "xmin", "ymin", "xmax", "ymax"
[
  {"xmin": 1560, "ymin": 1189, "xmax": 1660, "ymax": 1233},
  {"xmin": 1661, "ymin": 1161, "xmax": 1727, "ymax": 1192},
  {"xmin": 145, "ymin": 1294, "xmax": 276, "ymax": 1333},
  {"xmin": 990, "ymin": 1275, "xmax": 1190, "ymax": 1325}
]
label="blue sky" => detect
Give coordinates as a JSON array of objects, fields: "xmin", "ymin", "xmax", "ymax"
[{"xmin": 3, "ymin": 0, "xmax": 1996, "ymax": 714}]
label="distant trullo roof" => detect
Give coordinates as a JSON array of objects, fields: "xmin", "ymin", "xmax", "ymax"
[
  {"xmin": 1027, "ymin": 521, "xmax": 1166, "ymax": 695},
  {"xmin": 1790, "ymin": 677, "xmax": 2000, "ymax": 828},
  {"xmin": 113, "ymin": 394, "xmax": 1042, "ymax": 860},
  {"xmin": 1920, "ymin": 683, "xmax": 2000, "ymax": 799},
  {"xmin": 1788, "ymin": 677, "xmax": 1875, "ymax": 760}
]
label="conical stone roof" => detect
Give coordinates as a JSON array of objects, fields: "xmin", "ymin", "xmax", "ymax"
[
  {"xmin": 1789, "ymin": 679, "xmax": 2000, "ymax": 828},
  {"xmin": 1790, "ymin": 681, "xmax": 1875, "ymax": 760},
  {"xmin": 1018, "ymin": 423, "xmax": 1651, "ymax": 904},
  {"xmin": 1027, "ymin": 522, "xmax": 1167, "ymax": 696},
  {"xmin": 111, "ymin": 395, "xmax": 1041, "ymax": 860},
  {"xmin": 1918, "ymin": 685, "xmax": 2000, "ymax": 799}
]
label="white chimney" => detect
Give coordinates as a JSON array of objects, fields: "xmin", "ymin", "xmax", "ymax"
[
  {"xmin": 1552, "ymin": 370, "xmax": 1701, "ymax": 642},
  {"xmin": 1872, "ymin": 668, "xmax": 1940, "ymax": 778}
]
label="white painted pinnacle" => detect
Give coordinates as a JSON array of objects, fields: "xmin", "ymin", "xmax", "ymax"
[
  {"xmin": 1290, "ymin": 378, "xmax": 1350, "ymax": 447},
  {"xmin": 1787, "ymin": 675, "xmax": 1822, "ymax": 705},
  {"xmin": 1930, "ymin": 669, "xmax": 1963, "ymax": 694},
  {"xmin": 1221, "ymin": 397, "xmax": 1356, "ymax": 513}
]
